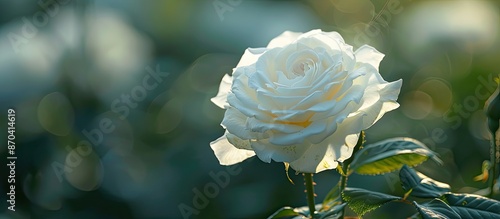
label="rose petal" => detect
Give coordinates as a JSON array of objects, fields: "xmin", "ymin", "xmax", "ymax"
[
  {"xmin": 355, "ymin": 45, "xmax": 385, "ymax": 70},
  {"xmin": 296, "ymin": 29, "xmax": 324, "ymax": 41},
  {"xmin": 235, "ymin": 48, "xmax": 267, "ymax": 69},
  {"xmin": 210, "ymin": 134, "xmax": 255, "ymax": 165},
  {"xmin": 289, "ymin": 124, "xmax": 361, "ymax": 173},
  {"xmin": 211, "ymin": 74, "xmax": 233, "ymax": 109},
  {"xmin": 267, "ymin": 31, "xmax": 304, "ymax": 48},
  {"xmin": 222, "ymin": 107, "xmax": 255, "ymax": 140},
  {"xmin": 228, "ymin": 93, "xmax": 273, "ymax": 121},
  {"xmin": 296, "ymin": 32, "xmax": 356, "ymax": 71},
  {"xmin": 288, "ymin": 137, "xmax": 341, "ymax": 173},
  {"xmin": 339, "ymin": 133, "xmax": 359, "ymax": 161},
  {"xmin": 226, "ymin": 132, "xmax": 252, "ymax": 150},
  {"xmin": 319, "ymin": 31, "xmax": 346, "ymax": 44},
  {"xmin": 251, "ymin": 139, "xmax": 312, "ymax": 163},
  {"xmin": 308, "ymin": 84, "xmax": 365, "ymax": 121},
  {"xmin": 268, "ymin": 121, "xmax": 328, "ymax": 145},
  {"xmin": 256, "ymin": 90, "xmax": 306, "ymax": 111},
  {"xmin": 247, "ymin": 117, "xmax": 302, "ymax": 134},
  {"xmin": 356, "ymin": 79, "xmax": 402, "ymax": 129}
]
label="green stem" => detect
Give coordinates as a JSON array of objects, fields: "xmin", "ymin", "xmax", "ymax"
[
  {"xmin": 339, "ymin": 163, "xmax": 349, "ymax": 219},
  {"xmin": 489, "ymin": 132, "xmax": 498, "ymax": 198},
  {"xmin": 303, "ymin": 173, "xmax": 316, "ymax": 218},
  {"xmin": 339, "ymin": 131, "xmax": 365, "ymax": 218},
  {"xmin": 339, "ymin": 165, "xmax": 348, "ymax": 198}
]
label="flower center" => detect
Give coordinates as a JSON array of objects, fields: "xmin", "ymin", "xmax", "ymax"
[
  {"xmin": 273, "ymin": 114, "xmax": 314, "ymax": 128},
  {"xmin": 292, "ymin": 62, "xmax": 311, "ymax": 77},
  {"xmin": 276, "ymin": 119, "xmax": 312, "ymax": 128}
]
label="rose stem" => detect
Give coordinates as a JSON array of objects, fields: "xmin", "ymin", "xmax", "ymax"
[
  {"xmin": 339, "ymin": 168, "xmax": 348, "ymax": 197},
  {"xmin": 340, "ymin": 131, "xmax": 365, "ymax": 218},
  {"xmin": 488, "ymin": 131, "xmax": 498, "ymax": 198},
  {"xmin": 339, "ymin": 164, "xmax": 348, "ymax": 219},
  {"xmin": 303, "ymin": 173, "xmax": 316, "ymax": 218}
]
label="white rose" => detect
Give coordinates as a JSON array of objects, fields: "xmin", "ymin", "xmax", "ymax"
[{"xmin": 210, "ymin": 29, "xmax": 402, "ymax": 173}]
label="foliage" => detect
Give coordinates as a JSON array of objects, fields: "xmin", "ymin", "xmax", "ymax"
[{"xmin": 268, "ymin": 137, "xmax": 500, "ymax": 218}]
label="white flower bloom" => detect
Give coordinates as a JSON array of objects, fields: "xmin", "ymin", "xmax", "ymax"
[{"xmin": 210, "ymin": 29, "xmax": 402, "ymax": 173}]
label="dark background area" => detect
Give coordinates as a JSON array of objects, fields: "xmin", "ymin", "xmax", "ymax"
[{"xmin": 0, "ymin": 0, "xmax": 499, "ymax": 218}]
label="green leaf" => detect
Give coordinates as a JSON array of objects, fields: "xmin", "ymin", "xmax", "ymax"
[
  {"xmin": 293, "ymin": 205, "xmax": 311, "ymax": 216},
  {"xmin": 442, "ymin": 193, "xmax": 500, "ymax": 218},
  {"xmin": 321, "ymin": 181, "xmax": 341, "ymax": 211},
  {"xmin": 342, "ymin": 187, "xmax": 400, "ymax": 216},
  {"xmin": 399, "ymin": 165, "xmax": 450, "ymax": 198},
  {"xmin": 295, "ymin": 204, "xmax": 324, "ymax": 215},
  {"xmin": 413, "ymin": 199, "xmax": 460, "ymax": 219},
  {"xmin": 267, "ymin": 207, "xmax": 301, "ymax": 219},
  {"xmin": 317, "ymin": 203, "xmax": 346, "ymax": 219},
  {"xmin": 408, "ymin": 212, "xmax": 421, "ymax": 219},
  {"xmin": 269, "ymin": 204, "xmax": 347, "ymax": 219},
  {"xmin": 350, "ymin": 138, "xmax": 442, "ymax": 175}
]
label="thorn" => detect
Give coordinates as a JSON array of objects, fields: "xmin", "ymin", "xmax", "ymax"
[{"xmin": 312, "ymin": 182, "xmax": 317, "ymax": 186}]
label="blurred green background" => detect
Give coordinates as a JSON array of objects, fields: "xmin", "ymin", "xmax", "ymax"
[{"xmin": 0, "ymin": 0, "xmax": 499, "ymax": 218}]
